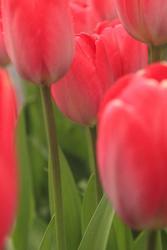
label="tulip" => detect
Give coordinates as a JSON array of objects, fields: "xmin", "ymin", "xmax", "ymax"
[
  {"xmin": 95, "ymin": 20, "xmax": 148, "ymax": 91},
  {"xmin": 97, "ymin": 63, "xmax": 167, "ymax": 229},
  {"xmin": 1, "ymin": 0, "xmax": 74, "ymax": 85},
  {"xmin": 0, "ymin": 1, "xmax": 9, "ymax": 66},
  {"xmin": 114, "ymin": 0, "xmax": 167, "ymax": 46},
  {"xmin": 52, "ymin": 33, "xmax": 103, "ymax": 125},
  {"xmin": 92, "ymin": 0, "xmax": 117, "ymax": 20},
  {"xmin": 51, "ymin": 20, "xmax": 148, "ymax": 126},
  {"xmin": 70, "ymin": 0, "xmax": 100, "ymax": 33},
  {"xmin": 0, "ymin": 68, "xmax": 17, "ymax": 247}
]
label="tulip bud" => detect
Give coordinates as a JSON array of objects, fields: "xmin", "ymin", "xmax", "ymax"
[
  {"xmin": 2, "ymin": 0, "xmax": 74, "ymax": 85},
  {"xmin": 52, "ymin": 34, "xmax": 103, "ymax": 125},
  {"xmin": 95, "ymin": 20, "xmax": 148, "ymax": 91},
  {"xmin": 0, "ymin": 68, "xmax": 17, "ymax": 247},
  {"xmin": 97, "ymin": 63, "xmax": 167, "ymax": 229},
  {"xmin": 0, "ymin": 1, "xmax": 9, "ymax": 66},
  {"xmin": 92, "ymin": 0, "xmax": 117, "ymax": 20},
  {"xmin": 70, "ymin": 0, "xmax": 100, "ymax": 33},
  {"xmin": 51, "ymin": 20, "xmax": 148, "ymax": 126},
  {"xmin": 114, "ymin": 0, "xmax": 167, "ymax": 45}
]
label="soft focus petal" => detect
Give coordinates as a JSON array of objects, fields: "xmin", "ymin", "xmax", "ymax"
[
  {"xmin": 70, "ymin": 0, "xmax": 100, "ymax": 33},
  {"xmin": 115, "ymin": 0, "xmax": 167, "ymax": 45},
  {"xmin": 0, "ymin": 69, "xmax": 17, "ymax": 247},
  {"xmin": 2, "ymin": 0, "xmax": 74, "ymax": 84},
  {"xmin": 97, "ymin": 63, "xmax": 167, "ymax": 229},
  {"xmin": 92, "ymin": 0, "xmax": 117, "ymax": 20},
  {"xmin": 52, "ymin": 34, "xmax": 103, "ymax": 125}
]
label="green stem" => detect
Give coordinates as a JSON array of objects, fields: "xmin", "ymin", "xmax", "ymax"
[
  {"xmin": 149, "ymin": 44, "xmax": 162, "ymax": 63},
  {"xmin": 147, "ymin": 231, "xmax": 157, "ymax": 250},
  {"xmin": 40, "ymin": 85, "xmax": 66, "ymax": 250},
  {"xmin": 86, "ymin": 126, "xmax": 103, "ymax": 203}
]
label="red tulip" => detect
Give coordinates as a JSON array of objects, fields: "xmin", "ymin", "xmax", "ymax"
[
  {"xmin": 0, "ymin": 1, "xmax": 9, "ymax": 66},
  {"xmin": 95, "ymin": 21, "xmax": 148, "ymax": 91},
  {"xmin": 70, "ymin": 0, "xmax": 100, "ymax": 33},
  {"xmin": 2, "ymin": 0, "xmax": 74, "ymax": 85},
  {"xmin": 52, "ymin": 34, "xmax": 103, "ymax": 125},
  {"xmin": 92, "ymin": 0, "xmax": 117, "ymax": 20},
  {"xmin": 51, "ymin": 20, "xmax": 148, "ymax": 126},
  {"xmin": 115, "ymin": 0, "xmax": 167, "ymax": 45},
  {"xmin": 0, "ymin": 69, "xmax": 17, "ymax": 247},
  {"xmin": 97, "ymin": 63, "xmax": 167, "ymax": 229}
]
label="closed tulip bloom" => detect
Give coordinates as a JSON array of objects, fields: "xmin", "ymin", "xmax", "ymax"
[
  {"xmin": 115, "ymin": 0, "xmax": 167, "ymax": 45},
  {"xmin": 2, "ymin": 0, "xmax": 74, "ymax": 85},
  {"xmin": 0, "ymin": 69, "xmax": 17, "ymax": 247},
  {"xmin": 95, "ymin": 20, "xmax": 148, "ymax": 91},
  {"xmin": 51, "ymin": 20, "xmax": 148, "ymax": 126},
  {"xmin": 70, "ymin": 0, "xmax": 100, "ymax": 33},
  {"xmin": 92, "ymin": 0, "xmax": 117, "ymax": 20},
  {"xmin": 52, "ymin": 34, "xmax": 103, "ymax": 125},
  {"xmin": 97, "ymin": 63, "xmax": 167, "ymax": 229}
]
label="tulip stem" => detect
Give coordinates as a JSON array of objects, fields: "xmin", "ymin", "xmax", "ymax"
[
  {"xmin": 149, "ymin": 44, "xmax": 162, "ymax": 63},
  {"xmin": 40, "ymin": 85, "xmax": 66, "ymax": 250},
  {"xmin": 147, "ymin": 231, "xmax": 157, "ymax": 250},
  {"xmin": 87, "ymin": 126, "xmax": 103, "ymax": 204}
]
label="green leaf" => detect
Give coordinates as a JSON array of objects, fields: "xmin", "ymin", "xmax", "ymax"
[
  {"xmin": 54, "ymin": 106, "xmax": 88, "ymax": 181},
  {"xmin": 107, "ymin": 215, "xmax": 133, "ymax": 250},
  {"xmin": 29, "ymin": 217, "xmax": 47, "ymax": 250},
  {"xmin": 161, "ymin": 230, "xmax": 167, "ymax": 250},
  {"xmin": 78, "ymin": 196, "xmax": 114, "ymax": 250},
  {"xmin": 133, "ymin": 231, "xmax": 162, "ymax": 250},
  {"xmin": 81, "ymin": 174, "xmax": 97, "ymax": 233},
  {"xmin": 38, "ymin": 216, "xmax": 56, "ymax": 250},
  {"xmin": 59, "ymin": 149, "xmax": 82, "ymax": 250},
  {"xmin": 39, "ymin": 149, "xmax": 82, "ymax": 250},
  {"xmin": 12, "ymin": 109, "xmax": 34, "ymax": 250}
]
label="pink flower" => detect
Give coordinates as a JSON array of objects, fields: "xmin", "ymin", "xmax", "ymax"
[
  {"xmin": 70, "ymin": 0, "xmax": 100, "ymax": 33},
  {"xmin": 51, "ymin": 20, "xmax": 148, "ymax": 126},
  {"xmin": 0, "ymin": 69, "xmax": 17, "ymax": 247},
  {"xmin": 115, "ymin": 0, "xmax": 167, "ymax": 45},
  {"xmin": 95, "ymin": 21, "xmax": 148, "ymax": 91},
  {"xmin": 97, "ymin": 63, "xmax": 167, "ymax": 229},
  {"xmin": 2, "ymin": 0, "xmax": 74, "ymax": 85},
  {"xmin": 92, "ymin": 0, "xmax": 117, "ymax": 20},
  {"xmin": 0, "ymin": 1, "xmax": 9, "ymax": 66}
]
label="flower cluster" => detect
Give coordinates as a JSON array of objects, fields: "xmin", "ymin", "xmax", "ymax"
[{"xmin": 1, "ymin": 0, "xmax": 167, "ymax": 248}]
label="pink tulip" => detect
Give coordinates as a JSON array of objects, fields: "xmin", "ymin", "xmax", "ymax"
[
  {"xmin": 70, "ymin": 0, "xmax": 100, "ymax": 33},
  {"xmin": 2, "ymin": 0, "xmax": 74, "ymax": 85},
  {"xmin": 97, "ymin": 63, "xmax": 167, "ymax": 229},
  {"xmin": 52, "ymin": 34, "xmax": 103, "ymax": 125},
  {"xmin": 95, "ymin": 21, "xmax": 148, "ymax": 91},
  {"xmin": 0, "ymin": 69, "xmax": 17, "ymax": 247},
  {"xmin": 51, "ymin": 20, "xmax": 148, "ymax": 126},
  {"xmin": 115, "ymin": 0, "xmax": 167, "ymax": 45},
  {"xmin": 92, "ymin": 0, "xmax": 117, "ymax": 20}
]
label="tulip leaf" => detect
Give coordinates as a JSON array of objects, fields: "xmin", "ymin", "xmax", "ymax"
[
  {"xmin": 81, "ymin": 174, "xmax": 97, "ymax": 233},
  {"xmin": 133, "ymin": 231, "xmax": 162, "ymax": 250},
  {"xmin": 78, "ymin": 195, "xmax": 114, "ymax": 250},
  {"xmin": 59, "ymin": 149, "xmax": 82, "ymax": 250},
  {"xmin": 107, "ymin": 215, "xmax": 133, "ymax": 250},
  {"xmin": 38, "ymin": 149, "xmax": 81, "ymax": 250},
  {"xmin": 38, "ymin": 216, "xmax": 56, "ymax": 250},
  {"xmin": 161, "ymin": 230, "xmax": 167, "ymax": 250},
  {"xmin": 12, "ymin": 109, "xmax": 34, "ymax": 250}
]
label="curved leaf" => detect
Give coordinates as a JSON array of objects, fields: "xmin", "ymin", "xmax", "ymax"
[{"xmin": 78, "ymin": 196, "xmax": 114, "ymax": 250}]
